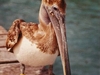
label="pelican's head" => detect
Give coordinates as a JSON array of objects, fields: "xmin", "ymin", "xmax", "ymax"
[
  {"xmin": 42, "ymin": 0, "xmax": 66, "ymax": 14},
  {"xmin": 39, "ymin": 0, "xmax": 66, "ymax": 25}
]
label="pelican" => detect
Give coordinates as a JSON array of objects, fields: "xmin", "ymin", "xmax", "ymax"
[{"xmin": 6, "ymin": 0, "xmax": 71, "ymax": 75}]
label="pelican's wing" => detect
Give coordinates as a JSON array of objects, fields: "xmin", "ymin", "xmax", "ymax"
[{"xmin": 6, "ymin": 19, "xmax": 25, "ymax": 52}]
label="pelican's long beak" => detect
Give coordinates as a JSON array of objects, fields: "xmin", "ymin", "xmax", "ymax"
[{"xmin": 44, "ymin": 6, "xmax": 71, "ymax": 75}]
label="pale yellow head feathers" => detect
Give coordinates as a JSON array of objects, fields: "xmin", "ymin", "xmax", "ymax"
[{"xmin": 42, "ymin": 0, "xmax": 66, "ymax": 14}]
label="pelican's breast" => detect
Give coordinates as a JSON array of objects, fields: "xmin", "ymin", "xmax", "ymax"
[{"xmin": 13, "ymin": 36, "xmax": 58, "ymax": 66}]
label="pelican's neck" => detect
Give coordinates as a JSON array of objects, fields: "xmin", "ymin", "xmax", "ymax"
[{"xmin": 39, "ymin": 3, "xmax": 50, "ymax": 29}]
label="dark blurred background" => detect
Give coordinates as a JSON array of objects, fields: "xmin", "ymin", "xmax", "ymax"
[{"xmin": 0, "ymin": 0, "xmax": 100, "ymax": 75}]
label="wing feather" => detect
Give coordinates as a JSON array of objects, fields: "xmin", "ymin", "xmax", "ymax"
[{"xmin": 6, "ymin": 19, "xmax": 25, "ymax": 52}]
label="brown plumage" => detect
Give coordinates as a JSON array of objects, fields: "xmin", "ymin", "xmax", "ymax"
[
  {"xmin": 6, "ymin": 19, "xmax": 58, "ymax": 54},
  {"xmin": 6, "ymin": 19, "xmax": 24, "ymax": 52}
]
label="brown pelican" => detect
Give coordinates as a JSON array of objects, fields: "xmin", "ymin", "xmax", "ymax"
[{"xmin": 6, "ymin": 0, "xmax": 71, "ymax": 75}]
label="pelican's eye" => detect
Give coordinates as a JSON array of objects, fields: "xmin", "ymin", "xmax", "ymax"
[
  {"xmin": 53, "ymin": 7, "xmax": 58, "ymax": 11},
  {"xmin": 52, "ymin": 4, "xmax": 59, "ymax": 11}
]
